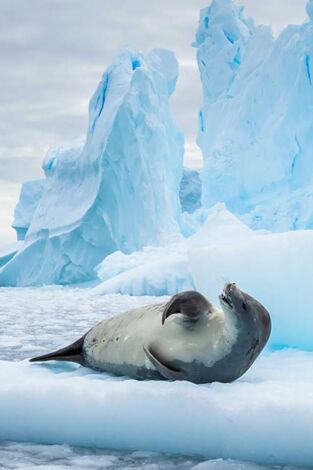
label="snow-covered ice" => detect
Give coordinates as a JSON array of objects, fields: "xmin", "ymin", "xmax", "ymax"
[
  {"xmin": 0, "ymin": 48, "xmax": 184, "ymax": 287},
  {"xmin": 94, "ymin": 244, "xmax": 194, "ymax": 296},
  {"xmin": 195, "ymin": 0, "xmax": 313, "ymax": 231},
  {"xmin": 2, "ymin": 352, "xmax": 313, "ymax": 466},
  {"xmin": 0, "ymin": 286, "xmax": 312, "ymax": 468},
  {"xmin": 0, "ymin": 441, "xmax": 200, "ymax": 469},
  {"xmin": 0, "ymin": 443, "xmax": 299, "ymax": 470}
]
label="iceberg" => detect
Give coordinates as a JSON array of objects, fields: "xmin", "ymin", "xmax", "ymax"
[
  {"xmin": 179, "ymin": 168, "xmax": 202, "ymax": 214},
  {"xmin": 0, "ymin": 242, "xmax": 23, "ymax": 268},
  {"xmin": 12, "ymin": 179, "xmax": 45, "ymax": 241},
  {"xmin": 0, "ymin": 49, "xmax": 184, "ymax": 286},
  {"xmin": 195, "ymin": 0, "xmax": 313, "ymax": 231}
]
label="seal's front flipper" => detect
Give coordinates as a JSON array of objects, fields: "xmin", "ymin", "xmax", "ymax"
[
  {"xmin": 144, "ymin": 346, "xmax": 185, "ymax": 381},
  {"xmin": 162, "ymin": 291, "xmax": 212, "ymax": 325},
  {"xmin": 29, "ymin": 335, "xmax": 86, "ymax": 365}
]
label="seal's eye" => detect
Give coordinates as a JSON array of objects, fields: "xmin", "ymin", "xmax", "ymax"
[{"xmin": 242, "ymin": 302, "xmax": 247, "ymax": 311}]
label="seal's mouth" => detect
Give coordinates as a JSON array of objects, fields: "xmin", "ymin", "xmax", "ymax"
[
  {"xmin": 220, "ymin": 292, "xmax": 233, "ymax": 308},
  {"xmin": 219, "ymin": 283, "xmax": 236, "ymax": 309}
]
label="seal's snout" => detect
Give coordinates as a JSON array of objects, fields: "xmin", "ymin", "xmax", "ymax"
[
  {"xmin": 219, "ymin": 282, "xmax": 237, "ymax": 309},
  {"xmin": 225, "ymin": 282, "xmax": 236, "ymax": 295}
]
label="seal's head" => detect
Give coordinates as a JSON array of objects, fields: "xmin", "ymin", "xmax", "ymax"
[{"xmin": 219, "ymin": 282, "xmax": 271, "ymax": 360}]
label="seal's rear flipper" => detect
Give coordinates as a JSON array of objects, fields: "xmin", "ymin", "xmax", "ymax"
[
  {"xmin": 29, "ymin": 335, "xmax": 86, "ymax": 365},
  {"xmin": 144, "ymin": 346, "xmax": 185, "ymax": 381}
]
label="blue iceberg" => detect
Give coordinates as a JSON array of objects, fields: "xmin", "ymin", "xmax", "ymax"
[
  {"xmin": 12, "ymin": 179, "xmax": 45, "ymax": 241},
  {"xmin": 0, "ymin": 49, "xmax": 184, "ymax": 286},
  {"xmin": 195, "ymin": 0, "xmax": 313, "ymax": 231}
]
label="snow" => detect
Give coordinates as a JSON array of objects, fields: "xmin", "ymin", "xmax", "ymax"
[
  {"xmin": 195, "ymin": 0, "xmax": 313, "ymax": 231},
  {"xmin": 0, "ymin": 443, "xmax": 288, "ymax": 470},
  {"xmin": 0, "ymin": 286, "xmax": 312, "ymax": 468},
  {"xmin": 0, "ymin": 48, "xmax": 183, "ymax": 286},
  {"xmin": 0, "ymin": 442, "xmax": 200, "ymax": 469}
]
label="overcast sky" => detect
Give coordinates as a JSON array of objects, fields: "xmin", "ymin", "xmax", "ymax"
[{"xmin": 0, "ymin": 0, "xmax": 308, "ymax": 181}]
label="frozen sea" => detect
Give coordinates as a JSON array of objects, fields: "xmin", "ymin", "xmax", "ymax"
[{"xmin": 0, "ymin": 286, "xmax": 312, "ymax": 469}]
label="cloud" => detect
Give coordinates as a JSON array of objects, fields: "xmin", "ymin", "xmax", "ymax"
[{"xmin": 0, "ymin": 0, "xmax": 308, "ymax": 178}]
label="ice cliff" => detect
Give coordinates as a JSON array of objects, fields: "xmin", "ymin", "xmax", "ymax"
[
  {"xmin": 179, "ymin": 168, "xmax": 201, "ymax": 214},
  {"xmin": 195, "ymin": 0, "xmax": 313, "ymax": 231},
  {"xmin": 12, "ymin": 179, "xmax": 45, "ymax": 240},
  {"xmin": 0, "ymin": 49, "xmax": 184, "ymax": 286}
]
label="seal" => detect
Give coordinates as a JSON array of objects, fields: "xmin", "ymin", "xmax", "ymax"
[{"xmin": 29, "ymin": 283, "xmax": 271, "ymax": 384}]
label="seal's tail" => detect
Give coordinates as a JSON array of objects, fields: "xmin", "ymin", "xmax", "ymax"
[{"xmin": 29, "ymin": 335, "xmax": 86, "ymax": 365}]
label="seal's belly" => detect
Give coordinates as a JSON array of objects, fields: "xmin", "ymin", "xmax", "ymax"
[{"xmin": 83, "ymin": 304, "xmax": 166, "ymax": 374}]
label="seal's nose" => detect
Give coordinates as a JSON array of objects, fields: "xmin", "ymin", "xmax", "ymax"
[{"xmin": 224, "ymin": 282, "xmax": 236, "ymax": 296}]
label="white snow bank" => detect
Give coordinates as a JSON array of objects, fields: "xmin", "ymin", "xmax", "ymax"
[
  {"xmin": 1, "ymin": 349, "xmax": 313, "ymax": 466},
  {"xmin": 188, "ymin": 206, "xmax": 313, "ymax": 350},
  {"xmin": 94, "ymin": 244, "xmax": 194, "ymax": 296}
]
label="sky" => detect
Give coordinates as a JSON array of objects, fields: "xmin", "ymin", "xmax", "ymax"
[{"xmin": 0, "ymin": 0, "xmax": 308, "ymax": 182}]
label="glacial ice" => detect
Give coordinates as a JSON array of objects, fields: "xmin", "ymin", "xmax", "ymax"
[
  {"xmin": 0, "ymin": 48, "xmax": 183, "ymax": 286},
  {"xmin": 12, "ymin": 179, "xmax": 45, "ymax": 240},
  {"xmin": 0, "ymin": 242, "xmax": 23, "ymax": 268},
  {"xmin": 195, "ymin": 0, "xmax": 313, "ymax": 231},
  {"xmin": 179, "ymin": 168, "xmax": 202, "ymax": 214}
]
